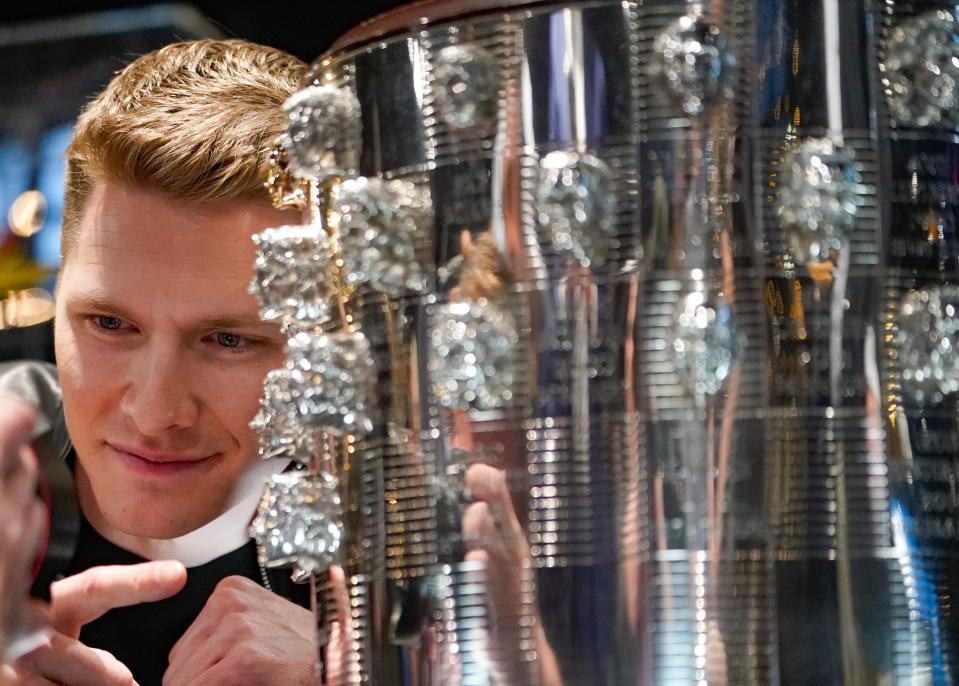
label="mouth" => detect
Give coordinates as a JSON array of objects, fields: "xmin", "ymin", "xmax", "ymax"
[{"xmin": 107, "ymin": 443, "xmax": 215, "ymax": 476}]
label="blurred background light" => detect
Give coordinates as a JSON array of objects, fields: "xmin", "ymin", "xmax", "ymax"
[{"xmin": 9, "ymin": 190, "xmax": 47, "ymax": 238}]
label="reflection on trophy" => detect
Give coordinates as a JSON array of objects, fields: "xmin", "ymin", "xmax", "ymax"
[{"xmin": 249, "ymin": 1, "xmax": 959, "ymax": 684}]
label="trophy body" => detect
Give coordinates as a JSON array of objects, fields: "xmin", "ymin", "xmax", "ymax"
[{"xmin": 258, "ymin": 1, "xmax": 959, "ymax": 683}]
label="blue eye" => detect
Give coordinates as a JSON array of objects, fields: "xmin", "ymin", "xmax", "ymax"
[
  {"xmin": 215, "ymin": 332, "xmax": 244, "ymax": 348},
  {"xmin": 94, "ymin": 315, "xmax": 124, "ymax": 330}
]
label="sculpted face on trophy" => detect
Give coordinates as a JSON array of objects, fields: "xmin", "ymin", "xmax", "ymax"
[
  {"xmin": 652, "ymin": 11, "xmax": 737, "ymax": 115},
  {"xmin": 250, "ymin": 367, "xmax": 318, "ymax": 461},
  {"xmin": 777, "ymin": 137, "xmax": 865, "ymax": 267},
  {"xmin": 251, "ymin": 471, "xmax": 344, "ymax": 582},
  {"xmin": 536, "ymin": 150, "xmax": 617, "ymax": 270},
  {"xmin": 251, "ymin": 224, "xmax": 336, "ymax": 326},
  {"xmin": 672, "ymin": 290, "xmax": 744, "ymax": 400},
  {"xmin": 282, "ymin": 84, "xmax": 361, "ymax": 180},
  {"xmin": 894, "ymin": 286, "xmax": 959, "ymax": 406},
  {"xmin": 330, "ymin": 176, "xmax": 431, "ymax": 298},
  {"xmin": 431, "ymin": 43, "xmax": 499, "ymax": 130},
  {"xmin": 428, "ymin": 299, "xmax": 518, "ymax": 412},
  {"xmin": 882, "ymin": 9, "xmax": 959, "ymax": 129},
  {"xmin": 285, "ymin": 330, "xmax": 376, "ymax": 436}
]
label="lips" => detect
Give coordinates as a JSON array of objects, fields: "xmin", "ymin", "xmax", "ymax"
[
  {"xmin": 108, "ymin": 442, "xmax": 214, "ymax": 476},
  {"xmin": 110, "ymin": 443, "xmax": 208, "ymax": 463}
]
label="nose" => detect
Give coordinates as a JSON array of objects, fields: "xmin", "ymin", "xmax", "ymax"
[{"xmin": 119, "ymin": 341, "xmax": 199, "ymax": 436}]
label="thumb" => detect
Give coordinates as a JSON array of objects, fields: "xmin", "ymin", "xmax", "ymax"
[
  {"xmin": 52, "ymin": 560, "xmax": 187, "ymax": 638},
  {"xmin": 0, "ymin": 396, "xmax": 36, "ymax": 441}
]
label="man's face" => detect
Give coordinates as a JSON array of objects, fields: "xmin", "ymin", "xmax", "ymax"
[{"xmin": 55, "ymin": 179, "xmax": 291, "ymax": 539}]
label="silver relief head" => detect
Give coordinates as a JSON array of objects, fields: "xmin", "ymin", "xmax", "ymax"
[
  {"xmin": 332, "ymin": 176, "xmax": 431, "ymax": 297},
  {"xmin": 249, "ymin": 224, "xmax": 334, "ymax": 326},
  {"xmin": 287, "ymin": 330, "xmax": 375, "ymax": 436},
  {"xmin": 250, "ymin": 471, "xmax": 343, "ymax": 581},
  {"xmin": 431, "ymin": 43, "xmax": 499, "ymax": 129},
  {"xmin": 777, "ymin": 138, "xmax": 864, "ymax": 265},
  {"xmin": 537, "ymin": 151, "xmax": 617, "ymax": 269},
  {"xmin": 672, "ymin": 291, "xmax": 744, "ymax": 398},
  {"xmin": 429, "ymin": 300, "xmax": 517, "ymax": 411},
  {"xmin": 283, "ymin": 84, "xmax": 361, "ymax": 180},
  {"xmin": 883, "ymin": 9, "xmax": 959, "ymax": 129},
  {"xmin": 251, "ymin": 368, "xmax": 316, "ymax": 463},
  {"xmin": 894, "ymin": 287, "xmax": 959, "ymax": 405},
  {"xmin": 653, "ymin": 13, "xmax": 737, "ymax": 115}
]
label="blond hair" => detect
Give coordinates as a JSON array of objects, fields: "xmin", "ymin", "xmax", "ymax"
[{"xmin": 62, "ymin": 39, "xmax": 307, "ymax": 257}]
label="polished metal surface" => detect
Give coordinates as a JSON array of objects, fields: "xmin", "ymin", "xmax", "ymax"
[{"xmin": 296, "ymin": 0, "xmax": 959, "ymax": 683}]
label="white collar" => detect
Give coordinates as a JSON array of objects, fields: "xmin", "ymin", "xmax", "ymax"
[{"xmin": 87, "ymin": 457, "xmax": 289, "ymax": 568}]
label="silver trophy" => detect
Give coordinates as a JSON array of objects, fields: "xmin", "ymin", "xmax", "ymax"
[{"xmin": 254, "ymin": 0, "xmax": 959, "ymax": 683}]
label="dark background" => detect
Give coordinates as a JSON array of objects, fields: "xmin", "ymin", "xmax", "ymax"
[{"xmin": 0, "ymin": 0, "xmax": 407, "ymax": 62}]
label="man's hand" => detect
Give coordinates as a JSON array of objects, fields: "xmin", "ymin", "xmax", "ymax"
[
  {"xmin": 9, "ymin": 561, "xmax": 186, "ymax": 686},
  {"xmin": 0, "ymin": 398, "xmax": 45, "ymax": 663},
  {"xmin": 164, "ymin": 576, "xmax": 317, "ymax": 686}
]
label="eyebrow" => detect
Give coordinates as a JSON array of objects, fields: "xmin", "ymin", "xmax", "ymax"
[
  {"xmin": 65, "ymin": 292, "xmax": 273, "ymax": 332},
  {"xmin": 200, "ymin": 315, "xmax": 273, "ymax": 330},
  {"xmin": 65, "ymin": 292, "xmax": 130, "ymax": 318}
]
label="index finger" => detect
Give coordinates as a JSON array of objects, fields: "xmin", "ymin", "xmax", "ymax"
[
  {"xmin": 51, "ymin": 561, "xmax": 187, "ymax": 638},
  {"xmin": 464, "ymin": 463, "xmax": 510, "ymax": 504},
  {"xmin": 463, "ymin": 464, "xmax": 527, "ymax": 550}
]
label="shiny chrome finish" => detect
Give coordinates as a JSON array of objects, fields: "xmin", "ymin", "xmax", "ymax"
[{"xmin": 300, "ymin": 0, "xmax": 959, "ymax": 683}]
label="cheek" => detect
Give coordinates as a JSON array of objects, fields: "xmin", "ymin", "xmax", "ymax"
[
  {"xmin": 54, "ymin": 320, "xmax": 90, "ymax": 411},
  {"xmin": 55, "ymin": 325, "xmax": 103, "ymax": 453},
  {"xmin": 55, "ymin": 323, "xmax": 133, "ymax": 456},
  {"xmin": 200, "ymin": 366, "xmax": 273, "ymax": 444},
  {"xmin": 53, "ymin": 315, "xmax": 77, "ymax": 371},
  {"xmin": 54, "ymin": 318, "xmax": 119, "ymax": 403}
]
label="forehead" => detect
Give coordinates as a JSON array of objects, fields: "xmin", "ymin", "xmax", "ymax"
[
  {"xmin": 60, "ymin": 179, "xmax": 294, "ymax": 314},
  {"xmin": 72, "ymin": 180, "xmax": 282, "ymax": 269}
]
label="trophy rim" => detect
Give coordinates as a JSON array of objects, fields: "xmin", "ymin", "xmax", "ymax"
[{"xmin": 327, "ymin": 0, "xmax": 548, "ymax": 53}]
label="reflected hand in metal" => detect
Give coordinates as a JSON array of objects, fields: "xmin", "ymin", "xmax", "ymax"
[{"xmin": 461, "ymin": 462, "xmax": 562, "ymax": 686}]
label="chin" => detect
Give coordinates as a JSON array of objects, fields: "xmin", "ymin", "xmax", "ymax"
[{"xmin": 109, "ymin": 506, "xmax": 219, "ymax": 540}]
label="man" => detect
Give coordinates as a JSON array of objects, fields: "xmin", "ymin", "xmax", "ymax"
[{"xmin": 0, "ymin": 39, "xmax": 323, "ymax": 686}]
